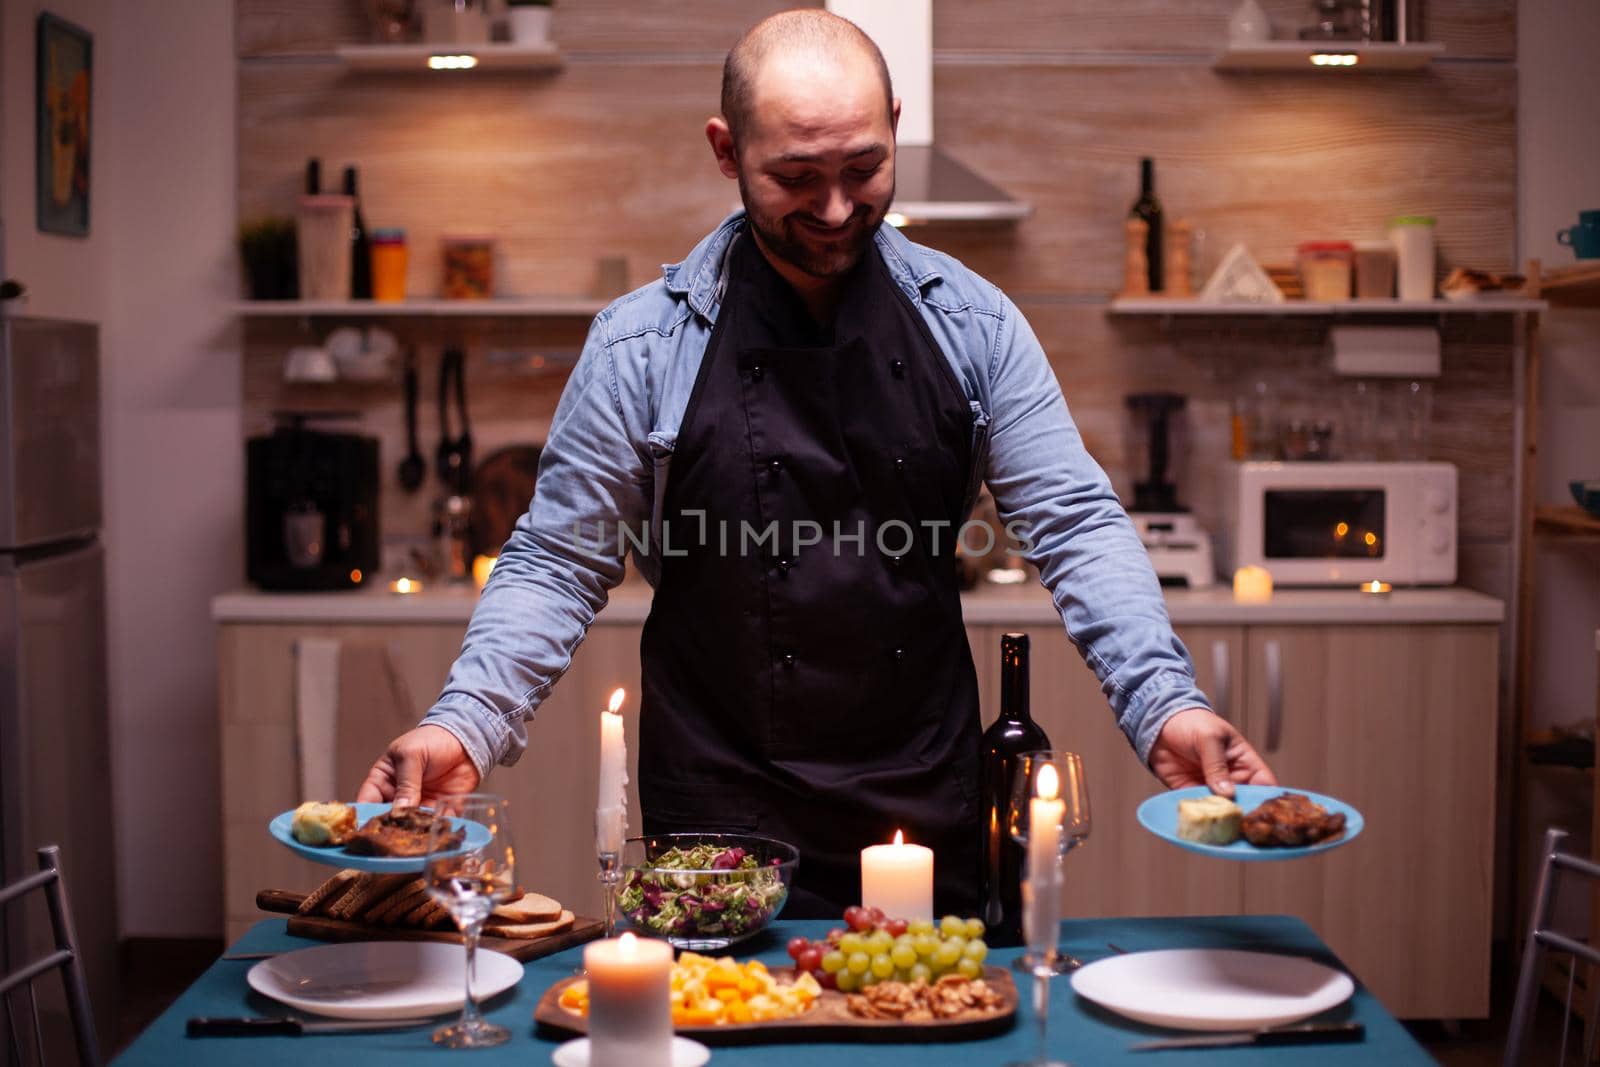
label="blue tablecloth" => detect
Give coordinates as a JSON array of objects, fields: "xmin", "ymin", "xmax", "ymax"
[{"xmin": 114, "ymin": 915, "xmax": 1430, "ymax": 1065}]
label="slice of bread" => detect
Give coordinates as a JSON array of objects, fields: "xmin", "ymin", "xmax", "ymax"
[
  {"xmin": 486, "ymin": 909, "xmax": 575, "ymax": 940},
  {"xmin": 297, "ymin": 869, "xmax": 359, "ymax": 915},
  {"xmin": 490, "ymin": 891, "xmax": 561, "ymax": 924},
  {"xmin": 330, "ymin": 873, "xmax": 412, "ymax": 920},
  {"xmin": 369, "ymin": 881, "xmax": 429, "ymax": 925},
  {"xmin": 1176, "ymin": 794, "xmax": 1244, "ymax": 845}
]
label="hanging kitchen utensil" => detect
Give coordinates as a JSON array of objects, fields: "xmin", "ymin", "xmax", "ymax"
[
  {"xmin": 435, "ymin": 347, "xmax": 473, "ymax": 495},
  {"xmin": 397, "ymin": 347, "xmax": 425, "ymax": 492}
]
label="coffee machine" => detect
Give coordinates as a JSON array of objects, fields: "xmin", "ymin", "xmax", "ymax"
[
  {"xmin": 247, "ymin": 414, "xmax": 380, "ymax": 591},
  {"xmin": 1125, "ymin": 392, "xmax": 1216, "ymax": 589}
]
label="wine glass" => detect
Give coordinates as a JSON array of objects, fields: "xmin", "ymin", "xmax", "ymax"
[
  {"xmin": 424, "ymin": 793, "xmax": 517, "ymax": 1049},
  {"xmin": 1006, "ymin": 751, "xmax": 1091, "ymax": 975}
]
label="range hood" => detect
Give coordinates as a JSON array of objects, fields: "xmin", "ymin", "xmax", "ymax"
[{"xmin": 827, "ymin": 0, "xmax": 1031, "ymax": 225}]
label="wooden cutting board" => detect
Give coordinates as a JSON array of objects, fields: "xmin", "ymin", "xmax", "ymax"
[
  {"xmin": 534, "ymin": 966, "xmax": 1018, "ymax": 1044},
  {"xmin": 256, "ymin": 889, "xmax": 604, "ymax": 963}
]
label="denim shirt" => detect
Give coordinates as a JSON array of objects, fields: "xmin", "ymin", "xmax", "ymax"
[{"xmin": 424, "ymin": 212, "xmax": 1209, "ymax": 780}]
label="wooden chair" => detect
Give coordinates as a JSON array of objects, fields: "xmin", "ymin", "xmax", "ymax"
[{"xmin": 0, "ymin": 846, "xmax": 101, "ymax": 1067}]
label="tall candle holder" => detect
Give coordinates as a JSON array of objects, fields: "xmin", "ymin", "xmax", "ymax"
[{"xmin": 596, "ymin": 804, "xmax": 626, "ymax": 939}]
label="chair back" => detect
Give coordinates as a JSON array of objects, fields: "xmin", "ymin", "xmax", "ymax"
[
  {"xmin": 0, "ymin": 846, "xmax": 100, "ymax": 1067},
  {"xmin": 1507, "ymin": 827, "xmax": 1600, "ymax": 1067}
]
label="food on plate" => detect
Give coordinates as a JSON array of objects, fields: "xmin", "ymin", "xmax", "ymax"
[
  {"xmin": 784, "ymin": 907, "xmax": 990, "ymax": 992},
  {"xmin": 618, "ymin": 843, "xmax": 788, "ymax": 941},
  {"xmin": 1441, "ymin": 267, "xmax": 1527, "ymax": 300},
  {"xmin": 1241, "ymin": 792, "xmax": 1346, "ymax": 847},
  {"xmin": 558, "ymin": 952, "xmax": 821, "ymax": 1025},
  {"xmin": 344, "ymin": 805, "xmax": 464, "ymax": 857},
  {"xmin": 846, "ymin": 973, "xmax": 1007, "ymax": 1022},
  {"xmin": 289, "ymin": 801, "xmax": 356, "ymax": 847},
  {"xmin": 1176, "ymin": 794, "xmax": 1244, "ymax": 845},
  {"xmin": 287, "ymin": 868, "xmax": 574, "ymax": 939}
]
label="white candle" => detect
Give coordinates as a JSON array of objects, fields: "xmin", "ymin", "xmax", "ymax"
[
  {"xmin": 1024, "ymin": 764, "xmax": 1065, "ymax": 954},
  {"xmin": 1232, "ymin": 565, "xmax": 1273, "ymax": 604},
  {"xmin": 597, "ymin": 688, "xmax": 628, "ymax": 855},
  {"xmin": 860, "ymin": 830, "xmax": 934, "ymax": 921},
  {"xmin": 583, "ymin": 932, "xmax": 673, "ymax": 1067}
]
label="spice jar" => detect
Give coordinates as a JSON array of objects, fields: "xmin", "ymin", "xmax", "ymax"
[
  {"xmin": 1353, "ymin": 240, "xmax": 1396, "ymax": 299},
  {"xmin": 442, "ymin": 236, "xmax": 494, "ymax": 299},
  {"xmin": 1297, "ymin": 241, "xmax": 1354, "ymax": 302},
  {"xmin": 369, "ymin": 228, "xmax": 408, "ymax": 303}
]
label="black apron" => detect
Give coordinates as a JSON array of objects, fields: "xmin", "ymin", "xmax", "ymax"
[{"xmin": 638, "ymin": 228, "xmax": 981, "ymax": 918}]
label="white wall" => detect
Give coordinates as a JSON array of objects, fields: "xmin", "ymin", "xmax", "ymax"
[{"xmin": 2, "ymin": 1, "xmax": 240, "ymax": 937}]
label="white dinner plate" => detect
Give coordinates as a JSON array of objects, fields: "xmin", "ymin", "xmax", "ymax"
[
  {"xmin": 247, "ymin": 941, "xmax": 523, "ymax": 1020},
  {"xmin": 1069, "ymin": 948, "xmax": 1354, "ymax": 1031}
]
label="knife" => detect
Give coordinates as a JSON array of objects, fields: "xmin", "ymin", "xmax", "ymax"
[
  {"xmin": 186, "ymin": 1016, "xmax": 436, "ymax": 1037},
  {"xmin": 1131, "ymin": 1021, "xmax": 1364, "ymax": 1051}
]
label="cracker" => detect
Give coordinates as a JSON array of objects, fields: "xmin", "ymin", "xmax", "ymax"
[
  {"xmin": 486, "ymin": 909, "xmax": 574, "ymax": 940},
  {"xmin": 490, "ymin": 891, "xmax": 561, "ymax": 923},
  {"xmin": 297, "ymin": 869, "xmax": 358, "ymax": 915}
]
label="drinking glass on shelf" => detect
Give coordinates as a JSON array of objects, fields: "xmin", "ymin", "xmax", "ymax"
[
  {"xmin": 424, "ymin": 793, "xmax": 516, "ymax": 1049},
  {"xmin": 1006, "ymin": 751, "xmax": 1091, "ymax": 975}
]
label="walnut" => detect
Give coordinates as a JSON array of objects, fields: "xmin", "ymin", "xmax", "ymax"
[{"xmin": 846, "ymin": 974, "xmax": 1007, "ymax": 1022}]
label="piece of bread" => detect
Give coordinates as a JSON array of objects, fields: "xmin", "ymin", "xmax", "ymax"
[
  {"xmin": 403, "ymin": 895, "xmax": 445, "ymax": 928},
  {"xmin": 297, "ymin": 869, "xmax": 359, "ymax": 915},
  {"xmin": 1176, "ymin": 794, "xmax": 1244, "ymax": 845},
  {"xmin": 291, "ymin": 802, "xmax": 356, "ymax": 847},
  {"xmin": 491, "ymin": 891, "xmax": 561, "ymax": 924},
  {"xmin": 486, "ymin": 909, "xmax": 575, "ymax": 940},
  {"xmin": 369, "ymin": 881, "xmax": 429, "ymax": 925},
  {"xmin": 330, "ymin": 873, "xmax": 412, "ymax": 921}
]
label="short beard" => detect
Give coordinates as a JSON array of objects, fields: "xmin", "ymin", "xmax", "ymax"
[{"xmin": 737, "ymin": 169, "xmax": 891, "ymax": 281}]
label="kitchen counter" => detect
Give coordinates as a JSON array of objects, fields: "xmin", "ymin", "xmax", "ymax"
[{"xmin": 212, "ymin": 580, "xmax": 1503, "ymax": 626}]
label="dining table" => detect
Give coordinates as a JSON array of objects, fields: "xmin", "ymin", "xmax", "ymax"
[{"xmin": 113, "ymin": 913, "xmax": 1432, "ymax": 1065}]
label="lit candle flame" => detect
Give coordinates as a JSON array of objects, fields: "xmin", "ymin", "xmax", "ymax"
[
  {"xmin": 1037, "ymin": 763, "xmax": 1060, "ymax": 801},
  {"xmin": 618, "ymin": 931, "xmax": 637, "ymax": 958},
  {"xmin": 607, "ymin": 687, "xmax": 626, "ymax": 715},
  {"xmin": 892, "ymin": 829, "xmax": 904, "ymax": 846}
]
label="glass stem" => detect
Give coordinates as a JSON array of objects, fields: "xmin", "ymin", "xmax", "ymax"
[
  {"xmin": 1033, "ymin": 970, "xmax": 1050, "ymax": 1066},
  {"xmin": 460, "ymin": 918, "xmax": 484, "ymax": 1032}
]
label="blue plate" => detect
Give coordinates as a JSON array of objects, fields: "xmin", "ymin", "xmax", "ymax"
[
  {"xmin": 268, "ymin": 803, "xmax": 491, "ymax": 873},
  {"xmin": 1137, "ymin": 785, "xmax": 1364, "ymax": 861}
]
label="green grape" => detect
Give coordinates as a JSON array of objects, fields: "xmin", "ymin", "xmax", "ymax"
[
  {"xmin": 893, "ymin": 932, "xmax": 916, "ymax": 949},
  {"xmin": 964, "ymin": 917, "xmax": 986, "ymax": 940},
  {"xmin": 890, "ymin": 943, "xmax": 917, "ymax": 969},
  {"xmin": 870, "ymin": 953, "xmax": 896, "ymax": 978},
  {"xmin": 908, "ymin": 962, "xmax": 932, "ymax": 984},
  {"xmin": 866, "ymin": 930, "xmax": 893, "ymax": 956},
  {"xmin": 821, "ymin": 950, "xmax": 846, "ymax": 974},
  {"xmin": 836, "ymin": 969, "xmax": 860, "ymax": 993},
  {"xmin": 893, "ymin": 968, "xmax": 912, "ymax": 983},
  {"xmin": 912, "ymin": 933, "xmax": 940, "ymax": 958},
  {"xmin": 963, "ymin": 938, "xmax": 989, "ymax": 964},
  {"xmin": 907, "ymin": 918, "xmax": 936, "ymax": 937},
  {"xmin": 846, "ymin": 951, "xmax": 870, "ymax": 975},
  {"xmin": 933, "ymin": 941, "xmax": 963, "ymax": 969},
  {"xmin": 838, "ymin": 932, "xmax": 865, "ymax": 956},
  {"xmin": 945, "ymin": 934, "xmax": 967, "ymax": 955},
  {"xmin": 939, "ymin": 915, "xmax": 966, "ymax": 938},
  {"xmin": 956, "ymin": 957, "xmax": 983, "ymax": 979},
  {"xmin": 860, "ymin": 971, "xmax": 880, "ymax": 987}
]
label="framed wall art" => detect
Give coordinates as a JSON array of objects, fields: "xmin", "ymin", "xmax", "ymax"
[{"xmin": 36, "ymin": 13, "xmax": 92, "ymax": 237}]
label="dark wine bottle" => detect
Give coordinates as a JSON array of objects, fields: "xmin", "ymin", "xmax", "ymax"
[
  {"xmin": 1129, "ymin": 157, "xmax": 1163, "ymax": 293},
  {"xmin": 304, "ymin": 157, "xmax": 321, "ymax": 196},
  {"xmin": 978, "ymin": 632, "xmax": 1052, "ymax": 947},
  {"xmin": 343, "ymin": 166, "xmax": 373, "ymax": 300}
]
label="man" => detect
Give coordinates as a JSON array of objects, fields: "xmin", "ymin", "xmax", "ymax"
[{"xmin": 359, "ymin": 9, "xmax": 1276, "ymax": 916}]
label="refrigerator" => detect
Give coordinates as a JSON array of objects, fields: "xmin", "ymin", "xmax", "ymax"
[{"xmin": 0, "ymin": 316, "xmax": 117, "ymax": 1057}]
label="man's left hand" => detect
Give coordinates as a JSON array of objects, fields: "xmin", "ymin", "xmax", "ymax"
[{"xmin": 1149, "ymin": 707, "xmax": 1278, "ymax": 797}]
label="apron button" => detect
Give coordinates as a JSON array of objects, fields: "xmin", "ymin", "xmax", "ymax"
[
  {"xmin": 893, "ymin": 457, "xmax": 905, "ymax": 473},
  {"xmin": 781, "ymin": 652, "xmax": 796, "ymax": 669},
  {"xmin": 768, "ymin": 457, "xmax": 784, "ymax": 477},
  {"xmin": 776, "ymin": 557, "xmax": 793, "ymax": 574},
  {"xmin": 750, "ymin": 363, "xmax": 764, "ymax": 382},
  {"xmin": 892, "ymin": 647, "xmax": 906, "ymax": 662},
  {"xmin": 889, "ymin": 554, "xmax": 904, "ymax": 569},
  {"xmin": 890, "ymin": 359, "xmax": 905, "ymax": 379}
]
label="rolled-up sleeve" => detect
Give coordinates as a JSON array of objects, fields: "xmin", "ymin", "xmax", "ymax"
[
  {"xmin": 980, "ymin": 296, "xmax": 1209, "ymax": 764},
  {"xmin": 423, "ymin": 315, "xmax": 652, "ymax": 778}
]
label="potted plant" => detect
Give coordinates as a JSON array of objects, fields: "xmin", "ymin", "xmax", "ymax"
[
  {"xmin": 505, "ymin": 0, "xmax": 552, "ymax": 45},
  {"xmin": 237, "ymin": 217, "xmax": 298, "ymax": 300}
]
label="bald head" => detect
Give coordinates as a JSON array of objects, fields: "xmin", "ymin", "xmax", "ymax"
[{"xmin": 721, "ymin": 9, "xmax": 893, "ymax": 148}]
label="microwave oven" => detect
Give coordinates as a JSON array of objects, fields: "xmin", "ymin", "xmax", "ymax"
[{"xmin": 1217, "ymin": 461, "xmax": 1457, "ymax": 586}]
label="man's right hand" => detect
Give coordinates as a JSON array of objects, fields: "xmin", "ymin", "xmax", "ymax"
[{"xmin": 357, "ymin": 724, "xmax": 480, "ymax": 806}]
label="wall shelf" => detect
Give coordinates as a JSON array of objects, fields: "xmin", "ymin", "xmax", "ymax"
[
  {"xmin": 1529, "ymin": 263, "xmax": 1600, "ymax": 309},
  {"xmin": 334, "ymin": 42, "xmax": 563, "ymax": 73},
  {"xmin": 1107, "ymin": 296, "xmax": 1545, "ymax": 316},
  {"xmin": 235, "ymin": 297, "xmax": 606, "ymax": 318},
  {"xmin": 1213, "ymin": 41, "xmax": 1444, "ymax": 72},
  {"xmin": 1533, "ymin": 506, "xmax": 1600, "ymax": 540}
]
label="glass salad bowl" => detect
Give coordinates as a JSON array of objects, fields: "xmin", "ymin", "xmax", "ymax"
[{"xmin": 615, "ymin": 833, "xmax": 799, "ymax": 950}]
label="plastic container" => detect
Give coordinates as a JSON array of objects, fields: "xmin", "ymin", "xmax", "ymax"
[
  {"xmin": 295, "ymin": 194, "xmax": 354, "ymax": 301},
  {"xmin": 1297, "ymin": 241, "xmax": 1354, "ymax": 302},
  {"xmin": 369, "ymin": 228, "xmax": 407, "ymax": 303},
  {"xmin": 1353, "ymin": 240, "xmax": 1396, "ymax": 299},
  {"xmin": 442, "ymin": 236, "xmax": 494, "ymax": 299},
  {"xmin": 1388, "ymin": 215, "xmax": 1436, "ymax": 301}
]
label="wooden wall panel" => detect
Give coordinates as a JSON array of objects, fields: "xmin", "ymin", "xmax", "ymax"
[{"xmin": 934, "ymin": 0, "xmax": 1513, "ymax": 60}]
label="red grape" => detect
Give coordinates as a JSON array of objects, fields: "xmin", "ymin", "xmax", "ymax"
[
  {"xmin": 844, "ymin": 906, "xmax": 873, "ymax": 932},
  {"xmin": 786, "ymin": 936, "xmax": 809, "ymax": 961},
  {"xmin": 796, "ymin": 946, "xmax": 822, "ymax": 972},
  {"xmin": 866, "ymin": 906, "xmax": 886, "ymax": 926},
  {"xmin": 816, "ymin": 970, "xmax": 838, "ymax": 990},
  {"xmin": 884, "ymin": 918, "xmax": 908, "ymax": 938}
]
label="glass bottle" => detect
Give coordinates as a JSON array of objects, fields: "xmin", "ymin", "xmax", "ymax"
[{"xmin": 979, "ymin": 633, "xmax": 1052, "ymax": 948}]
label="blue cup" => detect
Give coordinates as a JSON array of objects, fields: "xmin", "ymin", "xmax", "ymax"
[{"xmin": 1557, "ymin": 210, "xmax": 1600, "ymax": 259}]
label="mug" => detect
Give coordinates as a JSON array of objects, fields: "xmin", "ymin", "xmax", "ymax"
[{"xmin": 1557, "ymin": 210, "xmax": 1600, "ymax": 259}]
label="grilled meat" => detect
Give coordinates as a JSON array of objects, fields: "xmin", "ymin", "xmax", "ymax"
[
  {"xmin": 345, "ymin": 806, "xmax": 464, "ymax": 857},
  {"xmin": 1240, "ymin": 793, "xmax": 1345, "ymax": 848}
]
